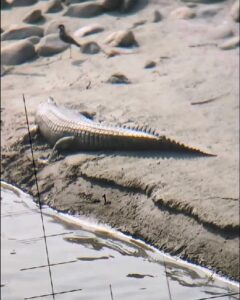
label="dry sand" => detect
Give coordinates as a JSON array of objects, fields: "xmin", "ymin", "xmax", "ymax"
[{"xmin": 1, "ymin": 0, "xmax": 239, "ymax": 280}]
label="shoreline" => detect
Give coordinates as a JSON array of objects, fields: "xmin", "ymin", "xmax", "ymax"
[
  {"xmin": 1, "ymin": 0, "xmax": 239, "ymax": 282},
  {"xmin": 1, "ymin": 180, "xmax": 239, "ymax": 289}
]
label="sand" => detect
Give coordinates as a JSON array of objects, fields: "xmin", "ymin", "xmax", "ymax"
[{"xmin": 1, "ymin": 0, "xmax": 239, "ymax": 281}]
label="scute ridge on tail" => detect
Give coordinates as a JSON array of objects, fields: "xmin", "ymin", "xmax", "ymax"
[{"xmin": 35, "ymin": 100, "xmax": 215, "ymax": 157}]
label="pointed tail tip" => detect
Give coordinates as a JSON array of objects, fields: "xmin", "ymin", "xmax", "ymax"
[
  {"xmin": 201, "ymin": 151, "xmax": 217, "ymax": 157},
  {"xmin": 190, "ymin": 148, "xmax": 217, "ymax": 157},
  {"xmin": 206, "ymin": 151, "xmax": 217, "ymax": 157},
  {"xmin": 159, "ymin": 137, "xmax": 217, "ymax": 157},
  {"xmin": 175, "ymin": 141, "xmax": 216, "ymax": 157}
]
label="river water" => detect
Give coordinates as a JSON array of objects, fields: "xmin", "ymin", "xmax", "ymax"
[{"xmin": 1, "ymin": 182, "xmax": 239, "ymax": 300}]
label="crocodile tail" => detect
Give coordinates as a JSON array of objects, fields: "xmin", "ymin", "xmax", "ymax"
[{"xmin": 157, "ymin": 136, "xmax": 216, "ymax": 156}]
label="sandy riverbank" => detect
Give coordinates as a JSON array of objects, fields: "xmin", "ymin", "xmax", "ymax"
[{"xmin": 1, "ymin": 0, "xmax": 239, "ymax": 280}]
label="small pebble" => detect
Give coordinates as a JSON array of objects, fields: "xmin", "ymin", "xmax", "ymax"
[
  {"xmin": 64, "ymin": 2, "xmax": 103, "ymax": 18},
  {"xmin": 170, "ymin": 6, "xmax": 196, "ymax": 19},
  {"xmin": 107, "ymin": 73, "xmax": 131, "ymax": 84},
  {"xmin": 81, "ymin": 41, "xmax": 101, "ymax": 54},
  {"xmin": 105, "ymin": 47, "xmax": 138, "ymax": 57},
  {"xmin": 230, "ymin": 0, "xmax": 239, "ymax": 23},
  {"xmin": 10, "ymin": 0, "xmax": 38, "ymax": 6},
  {"xmin": 198, "ymin": 5, "xmax": 222, "ymax": 18},
  {"xmin": 101, "ymin": 0, "xmax": 122, "ymax": 11},
  {"xmin": 64, "ymin": 0, "xmax": 86, "ymax": 4},
  {"xmin": 144, "ymin": 60, "xmax": 156, "ymax": 69},
  {"xmin": 105, "ymin": 30, "xmax": 138, "ymax": 47},
  {"xmin": 36, "ymin": 33, "xmax": 68, "ymax": 56},
  {"xmin": 44, "ymin": 0, "xmax": 63, "ymax": 14},
  {"xmin": 1, "ymin": 40, "xmax": 36, "ymax": 65},
  {"xmin": 153, "ymin": 10, "xmax": 162, "ymax": 22},
  {"xmin": 74, "ymin": 23, "xmax": 104, "ymax": 37},
  {"xmin": 27, "ymin": 36, "xmax": 41, "ymax": 44},
  {"xmin": 44, "ymin": 19, "xmax": 67, "ymax": 35},
  {"xmin": 23, "ymin": 9, "xmax": 44, "ymax": 24},
  {"xmin": 219, "ymin": 36, "xmax": 240, "ymax": 50},
  {"xmin": 122, "ymin": 0, "xmax": 138, "ymax": 12},
  {"xmin": 208, "ymin": 24, "xmax": 234, "ymax": 40},
  {"xmin": 132, "ymin": 20, "xmax": 146, "ymax": 28},
  {"xmin": 1, "ymin": 25, "xmax": 43, "ymax": 41}
]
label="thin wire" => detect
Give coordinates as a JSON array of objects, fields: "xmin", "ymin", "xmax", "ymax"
[
  {"xmin": 109, "ymin": 284, "xmax": 114, "ymax": 300},
  {"xmin": 18, "ymin": 231, "xmax": 74, "ymax": 243},
  {"xmin": 24, "ymin": 287, "xmax": 83, "ymax": 300},
  {"xmin": 163, "ymin": 258, "xmax": 173, "ymax": 300},
  {"xmin": 23, "ymin": 94, "xmax": 55, "ymax": 299},
  {"xmin": 20, "ymin": 259, "xmax": 78, "ymax": 271}
]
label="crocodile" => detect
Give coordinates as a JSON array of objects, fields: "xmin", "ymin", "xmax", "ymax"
[{"xmin": 29, "ymin": 97, "xmax": 214, "ymax": 160}]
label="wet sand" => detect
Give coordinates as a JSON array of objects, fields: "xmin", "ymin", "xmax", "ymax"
[
  {"xmin": 2, "ymin": 183, "xmax": 239, "ymax": 299},
  {"xmin": 1, "ymin": 0, "xmax": 239, "ymax": 281}
]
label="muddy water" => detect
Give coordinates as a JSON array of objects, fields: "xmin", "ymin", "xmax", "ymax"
[{"xmin": 1, "ymin": 183, "xmax": 239, "ymax": 300}]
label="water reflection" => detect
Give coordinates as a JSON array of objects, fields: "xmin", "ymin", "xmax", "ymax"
[
  {"xmin": 127, "ymin": 273, "xmax": 154, "ymax": 279},
  {"xmin": 77, "ymin": 256, "xmax": 111, "ymax": 261},
  {"xmin": 1, "ymin": 183, "xmax": 239, "ymax": 300},
  {"xmin": 158, "ymin": 260, "xmax": 212, "ymax": 287}
]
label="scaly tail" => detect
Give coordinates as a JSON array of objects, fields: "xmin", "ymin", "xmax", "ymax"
[{"xmin": 156, "ymin": 136, "xmax": 216, "ymax": 156}]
